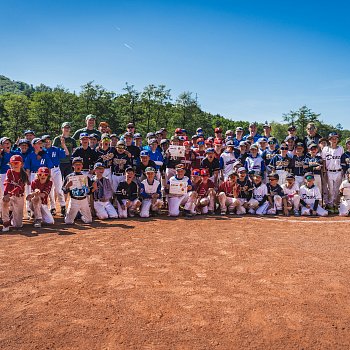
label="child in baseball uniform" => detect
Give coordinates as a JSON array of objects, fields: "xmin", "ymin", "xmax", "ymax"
[
  {"xmin": 166, "ymin": 164, "xmax": 193, "ymax": 217},
  {"xmin": 62, "ymin": 157, "xmax": 97, "ymax": 224},
  {"xmin": 339, "ymin": 169, "xmax": 350, "ymax": 216},
  {"xmin": 27, "ymin": 167, "xmax": 54, "ymax": 228},
  {"xmin": 247, "ymin": 171, "xmax": 269, "ymax": 215},
  {"xmin": 217, "ymin": 171, "xmax": 240, "ymax": 215},
  {"xmin": 266, "ymin": 173, "xmax": 288, "ymax": 215},
  {"xmin": 235, "ymin": 167, "xmax": 253, "ymax": 215},
  {"xmin": 2, "ymin": 155, "xmax": 29, "ymax": 232},
  {"xmin": 139, "ymin": 167, "xmax": 163, "ymax": 218},
  {"xmin": 299, "ymin": 173, "xmax": 328, "ymax": 217},
  {"xmin": 92, "ymin": 162, "xmax": 118, "ymax": 220},
  {"xmin": 115, "ymin": 167, "xmax": 141, "ymax": 218},
  {"xmin": 281, "ymin": 173, "xmax": 301, "ymax": 216},
  {"xmin": 322, "ymin": 132, "xmax": 344, "ymax": 213}
]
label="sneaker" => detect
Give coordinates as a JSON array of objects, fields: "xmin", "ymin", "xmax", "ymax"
[
  {"xmin": 2, "ymin": 226, "xmax": 9, "ymax": 232},
  {"xmin": 27, "ymin": 211, "xmax": 32, "ymax": 220},
  {"xmin": 34, "ymin": 219, "xmax": 42, "ymax": 228},
  {"xmin": 248, "ymin": 208, "xmax": 255, "ymax": 214},
  {"xmin": 294, "ymin": 210, "xmax": 300, "ymax": 216},
  {"xmin": 220, "ymin": 210, "xmax": 227, "ymax": 216},
  {"xmin": 184, "ymin": 210, "xmax": 193, "ymax": 217},
  {"xmin": 129, "ymin": 210, "xmax": 135, "ymax": 217},
  {"xmin": 207, "ymin": 210, "xmax": 214, "ymax": 215},
  {"xmin": 50, "ymin": 208, "xmax": 56, "ymax": 216},
  {"xmin": 60, "ymin": 206, "xmax": 66, "ymax": 217},
  {"xmin": 228, "ymin": 210, "xmax": 235, "ymax": 215}
]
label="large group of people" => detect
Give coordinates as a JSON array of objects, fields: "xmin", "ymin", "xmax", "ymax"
[{"xmin": 1, "ymin": 114, "xmax": 350, "ymax": 232}]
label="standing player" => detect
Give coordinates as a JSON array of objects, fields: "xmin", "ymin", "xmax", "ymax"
[
  {"xmin": 201, "ymin": 148, "xmax": 220, "ymax": 187},
  {"xmin": 299, "ymin": 173, "xmax": 328, "ymax": 216},
  {"xmin": 268, "ymin": 144, "xmax": 292, "ymax": 185},
  {"xmin": 111, "ymin": 140, "xmax": 132, "ymax": 192},
  {"xmin": 322, "ymin": 132, "xmax": 344, "ymax": 213},
  {"xmin": 244, "ymin": 144, "xmax": 265, "ymax": 176},
  {"xmin": 304, "ymin": 143, "xmax": 323, "ymax": 195},
  {"xmin": 219, "ymin": 140, "xmax": 237, "ymax": 181},
  {"xmin": 291, "ymin": 142, "xmax": 306, "ymax": 187},
  {"xmin": 95, "ymin": 133, "xmax": 116, "ymax": 182}
]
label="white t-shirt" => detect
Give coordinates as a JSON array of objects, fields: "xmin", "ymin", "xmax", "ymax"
[
  {"xmin": 281, "ymin": 182, "xmax": 299, "ymax": 197},
  {"xmin": 322, "ymin": 146, "xmax": 344, "ymax": 171}
]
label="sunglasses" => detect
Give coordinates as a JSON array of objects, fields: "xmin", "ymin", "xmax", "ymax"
[
  {"xmin": 280, "ymin": 147, "xmax": 288, "ymax": 150},
  {"xmin": 268, "ymin": 142, "xmax": 275, "ymax": 145}
]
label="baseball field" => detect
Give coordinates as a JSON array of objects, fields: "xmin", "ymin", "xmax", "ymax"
[{"xmin": 1, "ymin": 215, "xmax": 350, "ymax": 350}]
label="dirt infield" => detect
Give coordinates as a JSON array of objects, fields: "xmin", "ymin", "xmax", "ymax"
[{"xmin": 1, "ymin": 215, "xmax": 350, "ymax": 350}]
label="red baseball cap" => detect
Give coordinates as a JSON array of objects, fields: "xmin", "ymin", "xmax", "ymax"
[
  {"xmin": 175, "ymin": 128, "xmax": 182, "ymax": 134},
  {"xmin": 215, "ymin": 127, "xmax": 223, "ymax": 133},
  {"xmin": 200, "ymin": 169, "xmax": 210, "ymax": 176},
  {"xmin": 214, "ymin": 138, "xmax": 223, "ymax": 145},
  {"xmin": 183, "ymin": 141, "xmax": 191, "ymax": 146},
  {"xmin": 205, "ymin": 139, "xmax": 213, "ymax": 145},
  {"xmin": 38, "ymin": 167, "xmax": 50, "ymax": 175},
  {"xmin": 192, "ymin": 169, "xmax": 201, "ymax": 176},
  {"xmin": 9, "ymin": 155, "xmax": 23, "ymax": 163}
]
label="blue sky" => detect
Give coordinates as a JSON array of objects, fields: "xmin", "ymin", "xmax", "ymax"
[{"xmin": 1, "ymin": 0, "xmax": 350, "ymax": 127}]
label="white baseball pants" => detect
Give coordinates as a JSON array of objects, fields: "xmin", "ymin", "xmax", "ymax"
[
  {"xmin": 326, "ymin": 171, "xmax": 343, "ymax": 206},
  {"xmin": 168, "ymin": 194, "xmax": 192, "ymax": 217},
  {"xmin": 339, "ymin": 199, "xmax": 350, "ymax": 216},
  {"xmin": 2, "ymin": 195, "xmax": 24, "ymax": 228},
  {"xmin": 29, "ymin": 197, "xmax": 54, "ymax": 224},
  {"xmin": 140, "ymin": 198, "xmax": 163, "ymax": 218},
  {"xmin": 65, "ymin": 197, "xmax": 92, "ymax": 224},
  {"xmin": 93, "ymin": 200, "xmax": 118, "ymax": 220},
  {"xmin": 116, "ymin": 199, "xmax": 141, "ymax": 218},
  {"xmin": 49, "ymin": 167, "xmax": 66, "ymax": 209},
  {"xmin": 217, "ymin": 192, "xmax": 239, "ymax": 213}
]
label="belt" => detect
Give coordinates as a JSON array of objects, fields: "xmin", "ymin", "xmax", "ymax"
[
  {"xmin": 327, "ymin": 169, "xmax": 342, "ymax": 172},
  {"xmin": 114, "ymin": 173, "xmax": 124, "ymax": 176},
  {"xmin": 71, "ymin": 196, "xmax": 87, "ymax": 201}
]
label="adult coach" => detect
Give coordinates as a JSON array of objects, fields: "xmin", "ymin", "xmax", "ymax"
[{"xmin": 72, "ymin": 114, "xmax": 102, "ymax": 140}]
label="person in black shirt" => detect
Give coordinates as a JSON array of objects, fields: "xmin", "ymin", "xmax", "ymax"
[
  {"xmin": 135, "ymin": 150, "xmax": 157, "ymax": 181},
  {"xmin": 71, "ymin": 132, "xmax": 98, "ymax": 177},
  {"xmin": 200, "ymin": 148, "xmax": 220, "ymax": 187},
  {"xmin": 115, "ymin": 167, "xmax": 141, "ymax": 218},
  {"xmin": 236, "ymin": 167, "xmax": 253, "ymax": 215},
  {"xmin": 266, "ymin": 173, "xmax": 288, "ymax": 215},
  {"xmin": 124, "ymin": 132, "xmax": 141, "ymax": 167},
  {"xmin": 96, "ymin": 133, "xmax": 117, "ymax": 181}
]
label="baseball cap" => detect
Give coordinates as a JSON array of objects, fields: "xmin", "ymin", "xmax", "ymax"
[
  {"xmin": 18, "ymin": 139, "xmax": 30, "ymax": 146},
  {"xmin": 215, "ymin": 127, "xmax": 223, "ymax": 133},
  {"xmin": 236, "ymin": 127, "xmax": 244, "ymax": 132},
  {"xmin": 85, "ymin": 114, "xmax": 96, "ymax": 121},
  {"xmin": 191, "ymin": 134, "xmax": 199, "ymax": 140},
  {"xmin": 196, "ymin": 127, "xmax": 203, "ymax": 133},
  {"xmin": 160, "ymin": 127, "xmax": 167, "ymax": 132},
  {"xmin": 72, "ymin": 156, "xmax": 83, "ymax": 164},
  {"xmin": 124, "ymin": 132, "xmax": 133, "ymax": 138},
  {"xmin": 226, "ymin": 140, "xmax": 234, "ymax": 146},
  {"xmin": 88, "ymin": 133, "xmax": 99, "ymax": 139},
  {"xmin": 148, "ymin": 138, "xmax": 158, "ymax": 145},
  {"xmin": 288, "ymin": 125, "xmax": 296, "ymax": 131},
  {"xmin": 9, "ymin": 155, "xmax": 23, "ymax": 163},
  {"xmin": 79, "ymin": 132, "xmax": 89, "ymax": 139},
  {"xmin": 127, "ymin": 122, "xmax": 135, "ymax": 128},
  {"xmin": 225, "ymin": 129, "xmax": 233, "ymax": 135},
  {"xmin": 295, "ymin": 142, "xmax": 304, "ymax": 148},
  {"xmin": 31, "ymin": 138, "xmax": 42, "ymax": 145},
  {"xmin": 0, "ymin": 137, "xmax": 11, "ymax": 145},
  {"xmin": 140, "ymin": 150, "xmax": 150, "ymax": 157},
  {"xmin": 175, "ymin": 164, "xmax": 185, "ymax": 170},
  {"xmin": 160, "ymin": 139, "xmax": 170, "ymax": 145},
  {"xmin": 249, "ymin": 122, "xmax": 257, "ymax": 127},
  {"xmin": 101, "ymin": 133, "xmax": 111, "ymax": 141},
  {"xmin": 263, "ymin": 121, "xmax": 271, "ymax": 128},
  {"xmin": 125, "ymin": 165, "xmax": 135, "ymax": 172},
  {"xmin": 192, "ymin": 169, "xmax": 201, "ymax": 176},
  {"xmin": 146, "ymin": 132, "xmax": 156, "ymax": 139},
  {"xmin": 133, "ymin": 133, "xmax": 142, "ymax": 139},
  {"xmin": 41, "ymin": 134, "xmax": 51, "ymax": 141},
  {"xmin": 183, "ymin": 141, "xmax": 191, "ymax": 146},
  {"xmin": 61, "ymin": 122, "xmax": 71, "ymax": 128},
  {"xmin": 94, "ymin": 162, "xmax": 105, "ymax": 169},
  {"xmin": 145, "ymin": 167, "xmax": 156, "ymax": 173},
  {"xmin": 250, "ymin": 144, "xmax": 258, "ymax": 150},
  {"xmin": 200, "ymin": 169, "xmax": 209, "ymax": 176},
  {"xmin": 285, "ymin": 135, "xmax": 295, "ymax": 142},
  {"xmin": 286, "ymin": 173, "xmax": 295, "ymax": 179},
  {"xmin": 205, "ymin": 139, "xmax": 213, "ymax": 145},
  {"xmin": 214, "ymin": 138, "xmax": 223, "ymax": 145},
  {"xmin": 175, "ymin": 128, "xmax": 182, "ymax": 134},
  {"xmin": 308, "ymin": 143, "xmax": 318, "ymax": 149},
  {"xmin": 257, "ymin": 138, "xmax": 266, "ymax": 143},
  {"xmin": 239, "ymin": 141, "xmax": 246, "ymax": 146},
  {"xmin": 346, "ymin": 168, "xmax": 350, "ymax": 174},
  {"xmin": 37, "ymin": 167, "xmax": 50, "ymax": 175},
  {"xmin": 155, "ymin": 130, "xmax": 163, "ymax": 135},
  {"xmin": 110, "ymin": 134, "xmax": 118, "ymax": 138},
  {"xmin": 228, "ymin": 171, "xmax": 238, "ymax": 178},
  {"xmin": 304, "ymin": 172, "xmax": 315, "ymax": 180},
  {"xmin": 197, "ymin": 140, "xmax": 205, "ymax": 145},
  {"xmin": 238, "ymin": 167, "xmax": 246, "ymax": 173},
  {"xmin": 253, "ymin": 171, "xmax": 262, "ymax": 177},
  {"xmin": 205, "ymin": 148, "xmax": 215, "ymax": 153},
  {"xmin": 24, "ymin": 129, "xmax": 35, "ymax": 135},
  {"xmin": 268, "ymin": 173, "xmax": 279, "ymax": 180},
  {"xmin": 328, "ymin": 132, "xmax": 339, "ymax": 139},
  {"xmin": 171, "ymin": 136, "xmax": 180, "ymax": 142},
  {"xmin": 268, "ymin": 137, "xmax": 277, "ymax": 144},
  {"xmin": 117, "ymin": 140, "xmax": 126, "ymax": 147},
  {"xmin": 346, "ymin": 138, "xmax": 350, "ymax": 144}
]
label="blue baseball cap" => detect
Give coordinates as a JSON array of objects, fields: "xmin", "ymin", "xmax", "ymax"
[
  {"xmin": 140, "ymin": 150, "xmax": 150, "ymax": 157},
  {"xmin": 31, "ymin": 138, "xmax": 42, "ymax": 145},
  {"xmin": 24, "ymin": 129, "xmax": 35, "ymax": 135},
  {"xmin": 79, "ymin": 132, "xmax": 89, "ymax": 139}
]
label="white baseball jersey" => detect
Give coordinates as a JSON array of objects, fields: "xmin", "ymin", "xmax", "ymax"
[
  {"xmin": 252, "ymin": 183, "xmax": 268, "ymax": 202},
  {"xmin": 220, "ymin": 152, "xmax": 237, "ymax": 178},
  {"xmin": 322, "ymin": 146, "xmax": 344, "ymax": 170},
  {"xmin": 281, "ymin": 182, "xmax": 299, "ymax": 196},
  {"xmin": 141, "ymin": 178, "xmax": 160, "ymax": 194},
  {"xmin": 299, "ymin": 184, "xmax": 322, "ymax": 205},
  {"xmin": 339, "ymin": 179, "xmax": 350, "ymax": 200}
]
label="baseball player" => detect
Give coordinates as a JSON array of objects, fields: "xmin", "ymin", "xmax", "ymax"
[
  {"xmin": 136, "ymin": 150, "xmax": 157, "ymax": 182},
  {"xmin": 111, "ymin": 140, "xmax": 132, "ymax": 192},
  {"xmin": 219, "ymin": 140, "xmax": 237, "ymax": 181},
  {"xmin": 291, "ymin": 142, "xmax": 306, "ymax": 187},
  {"xmin": 340, "ymin": 138, "xmax": 350, "ymax": 174},
  {"xmin": 92, "ymin": 163, "xmax": 118, "ymax": 220},
  {"xmin": 322, "ymin": 132, "xmax": 344, "ymax": 212},
  {"xmin": 244, "ymin": 144, "xmax": 266, "ymax": 176},
  {"xmin": 192, "ymin": 138, "xmax": 206, "ymax": 169},
  {"xmin": 235, "ymin": 167, "xmax": 253, "ymax": 215},
  {"xmin": 27, "ymin": 167, "xmax": 55, "ymax": 228},
  {"xmin": 62, "ymin": 157, "xmax": 97, "ymax": 224},
  {"xmin": 304, "ymin": 143, "xmax": 323, "ymax": 195},
  {"xmin": 201, "ymin": 148, "xmax": 220, "ymax": 187},
  {"xmin": 266, "ymin": 173, "xmax": 288, "ymax": 215},
  {"xmin": 268, "ymin": 144, "xmax": 292, "ymax": 185},
  {"xmin": 2, "ymin": 155, "xmax": 29, "ymax": 232},
  {"xmin": 139, "ymin": 167, "xmax": 163, "ymax": 218},
  {"xmin": 181, "ymin": 141, "xmax": 196, "ymax": 178},
  {"xmin": 299, "ymin": 173, "xmax": 328, "ymax": 216},
  {"xmin": 281, "ymin": 173, "xmax": 301, "ymax": 216},
  {"xmin": 166, "ymin": 164, "xmax": 193, "ymax": 217},
  {"xmin": 339, "ymin": 168, "xmax": 350, "ymax": 216},
  {"xmin": 189, "ymin": 168, "xmax": 216, "ymax": 215},
  {"xmin": 42, "ymin": 135, "xmax": 68, "ymax": 216},
  {"xmin": 124, "ymin": 132, "xmax": 141, "ymax": 168},
  {"xmin": 217, "ymin": 171, "xmax": 240, "ymax": 215},
  {"xmin": 261, "ymin": 137, "xmax": 279, "ymax": 174},
  {"xmin": 247, "ymin": 171, "xmax": 269, "ymax": 215},
  {"xmin": 71, "ymin": 132, "xmax": 98, "ymax": 177},
  {"xmin": 95, "ymin": 133, "xmax": 117, "ymax": 182},
  {"xmin": 115, "ymin": 167, "xmax": 141, "ymax": 218}
]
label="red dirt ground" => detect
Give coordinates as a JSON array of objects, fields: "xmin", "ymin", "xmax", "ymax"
[{"xmin": 1, "ymin": 215, "xmax": 350, "ymax": 350}]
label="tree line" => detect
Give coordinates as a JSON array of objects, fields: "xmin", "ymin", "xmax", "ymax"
[{"xmin": 0, "ymin": 76, "xmax": 348, "ymax": 144}]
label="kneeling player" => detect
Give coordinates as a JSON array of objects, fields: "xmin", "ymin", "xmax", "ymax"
[
  {"xmin": 115, "ymin": 167, "xmax": 141, "ymax": 218},
  {"xmin": 299, "ymin": 173, "xmax": 328, "ymax": 216},
  {"xmin": 266, "ymin": 173, "xmax": 288, "ymax": 215},
  {"xmin": 281, "ymin": 173, "xmax": 301, "ymax": 216},
  {"xmin": 339, "ymin": 169, "xmax": 350, "ymax": 216},
  {"xmin": 139, "ymin": 167, "xmax": 163, "ymax": 218},
  {"xmin": 167, "ymin": 164, "xmax": 193, "ymax": 217},
  {"xmin": 92, "ymin": 163, "xmax": 118, "ymax": 220},
  {"xmin": 192, "ymin": 168, "xmax": 216, "ymax": 215},
  {"xmin": 217, "ymin": 172, "xmax": 240, "ymax": 215},
  {"xmin": 247, "ymin": 171, "xmax": 269, "ymax": 215},
  {"xmin": 236, "ymin": 167, "xmax": 253, "ymax": 215}
]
